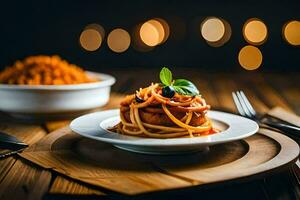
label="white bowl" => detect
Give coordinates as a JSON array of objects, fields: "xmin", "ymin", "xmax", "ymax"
[{"xmin": 0, "ymin": 72, "xmax": 115, "ymax": 119}]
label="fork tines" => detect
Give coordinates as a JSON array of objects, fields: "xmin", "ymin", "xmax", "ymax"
[{"xmin": 232, "ymin": 91, "xmax": 257, "ymax": 119}]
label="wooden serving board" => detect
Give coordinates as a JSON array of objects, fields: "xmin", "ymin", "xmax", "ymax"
[{"xmin": 19, "ymin": 126, "xmax": 299, "ymax": 195}]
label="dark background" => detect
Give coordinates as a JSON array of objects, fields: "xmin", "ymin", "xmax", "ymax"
[{"xmin": 0, "ymin": 0, "xmax": 299, "ymax": 72}]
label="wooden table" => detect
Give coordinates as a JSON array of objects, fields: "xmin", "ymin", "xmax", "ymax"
[{"xmin": 0, "ymin": 69, "xmax": 300, "ymax": 200}]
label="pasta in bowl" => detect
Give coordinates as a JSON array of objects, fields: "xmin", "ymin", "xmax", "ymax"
[{"xmin": 0, "ymin": 55, "xmax": 115, "ymax": 119}]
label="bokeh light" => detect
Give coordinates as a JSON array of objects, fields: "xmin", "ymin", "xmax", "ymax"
[
  {"xmin": 107, "ymin": 28, "xmax": 131, "ymax": 53},
  {"xmin": 238, "ymin": 45, "xmax": 263, "ymax": 70},
  {"xmin": 140, "ymin": 21, "xmax": 160, "ymax": 46},
  {"xmin": 243, "ymin": 18, "xmax": 268, "ymax": 45},
  {"xmin": 201, "ymin": 17, "xmax": 225, "ymax": 42},
  {"xmin": 132, "ymin": 24, "xmax": 155, "ymax": 52},
  {"xmin": 283, "ymin": 20, "xmax": 300, "ymax": 46},
  {"xmin": 79, "ymin": 24, "xmax": 105, "ymax": 51},
  {"xmin": 201, "ymin": 17, "xmax": 231, "ymax": 47},
  {"xmin": 147, "ymin": 19, "xmax": 165, "ymax": 44},
  {"xmin": 139, "ymin": 18, "xmax": 170, "ymax": 47}
]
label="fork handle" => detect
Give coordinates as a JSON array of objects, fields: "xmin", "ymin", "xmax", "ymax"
[{"xmin": 264, "ymin": 121, "xmax": 300, "ymax": 137}]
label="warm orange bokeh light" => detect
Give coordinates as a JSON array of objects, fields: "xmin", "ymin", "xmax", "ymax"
[
  {"xmin": 238, "ymin": 45, "xmax": 263, "ymax": 70},
  {"xmin": 283, "ymin": 20, "xmax": 300, "ymax": 46},
  {"xmin": 132, "ymin": 24, "xmax": 154, "ymax": 52},
  {"xmin": 107, "ymin": 28, "xmax": 131, "ymax": 53},
  {"xmin": 79, "ymin": 24, "xmax": 105, "ymax": 51},
  {"xmin": 200, "ymin": 17, "xmax": 231, "ymax": 47},
  {"xmin": 139, "ymin": 18, "xmax": 170, "ymax": 47},
  {"xmin": 201, "ymin": 17, "xmax": 225, "ymax": 42},
  {"xmin": 140, "ymin": 21, "xmax": 160, "ymax": 46},
  {"xmin": 148, "ymin": 19, "xmax": 165, "ymax": 44},
  {"xmin": 80, "ymin": 29, "xmax": 102, "ymax": 51},
  {"xmin": 243, "ymin": 18, "xmax": 268, "ymax": 45}
]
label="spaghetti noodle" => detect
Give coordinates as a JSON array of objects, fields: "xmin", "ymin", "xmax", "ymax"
[{"xmin": 110, "ymin": 83, "xmax": 217, "ymax": 138}]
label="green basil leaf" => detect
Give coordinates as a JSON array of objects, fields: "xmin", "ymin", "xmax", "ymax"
[
  {"xmin": 173, "ymin": 86, "xmax": 197, "ymax": 96},
  {"xmin": 173, "ymin": 86, "xmax": 188, "ymax": 95},
  {"xmin": 159, "ymin": 67, "xmax": 172, "ymax": 86},
  {"xmin": 173, "ymin": 79, "xmax": 199, "ymax": 96}
]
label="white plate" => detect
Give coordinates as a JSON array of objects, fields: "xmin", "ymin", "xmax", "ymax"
[
  {"xmin": 70, "ymin": 109, "xmax": 259, "ymax": 155},
  {"xmin": 0, "ymin": 72, "xmax": 115, "ymax": 119}
]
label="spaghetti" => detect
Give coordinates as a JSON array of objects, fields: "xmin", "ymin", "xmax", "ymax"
[{"xmin": 110, "ymin": 83, "xmax": 217, "ymax": 138}]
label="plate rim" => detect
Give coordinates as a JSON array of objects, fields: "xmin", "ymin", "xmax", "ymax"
[{"xmin": 70, "ymin": 109, "xmax": 259, "ymax": 147}]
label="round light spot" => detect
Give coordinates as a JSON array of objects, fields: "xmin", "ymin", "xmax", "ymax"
[
  {"xmin": 107, "ymin": 28, "xmax": 131, "ymax": 53},
  {"xmin": 238, "ymin": 45, "xmax": 263, "ymax": 70},
  {"xmin": 201, "ymin": 17, "xmax": 232, "ymax": 47},
  {"xmin": 79, "ymin": 23, "xmax": 105, "ymax": 51},
  {"xmin": 79, "ymin": 29, "xmax": 102, "ymax": 51},
  {"xmin": 147, "ymin": 19, "xmax": 165, "ymax": 44},
  {"xmin": 132, "ymin": 24, "xmax": 155, "ymax": 52},
  {"xmin": 140, "ymin": 21, "xmax": 160, "ymax": 46},
  {"xmin": 201, "ymin": 17, "xmax": 225, "ymax": 42},
  {"xmin": 243, "ymin": 18, "xmax": 268, "ymax": 45},
  {"xmin": 139, "ymin": 18, "xmax": 170, "ymax": 47},
  {"xmin": 283, "ymin": 20, "xmax": 300, "ymax": 46}
]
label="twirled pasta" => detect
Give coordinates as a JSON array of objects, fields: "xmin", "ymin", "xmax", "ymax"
[{"xmin": 109, "ymin": 83, "xmax": 217, "ymax": 138}]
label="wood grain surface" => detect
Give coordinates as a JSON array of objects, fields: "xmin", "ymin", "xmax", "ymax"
[
  {"xmin": 0, "ymin": 123, "xmax": 49, "ymax": 200},
  {"xmin": 18, "ymin": 125, "xmax": 299, "ymax": 195},
  {"xmin": 0, "ymin": 70, "xmax": 299, "ymax": 199}
]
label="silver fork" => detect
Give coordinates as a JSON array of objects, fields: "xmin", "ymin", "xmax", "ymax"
[
  {"xmin": 233, "ymin": 91, "xmax": 300, "ymax": 190},
  {"xmin": 232, "ymin": 91, "xmax": 300, "ymax": 139}
]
